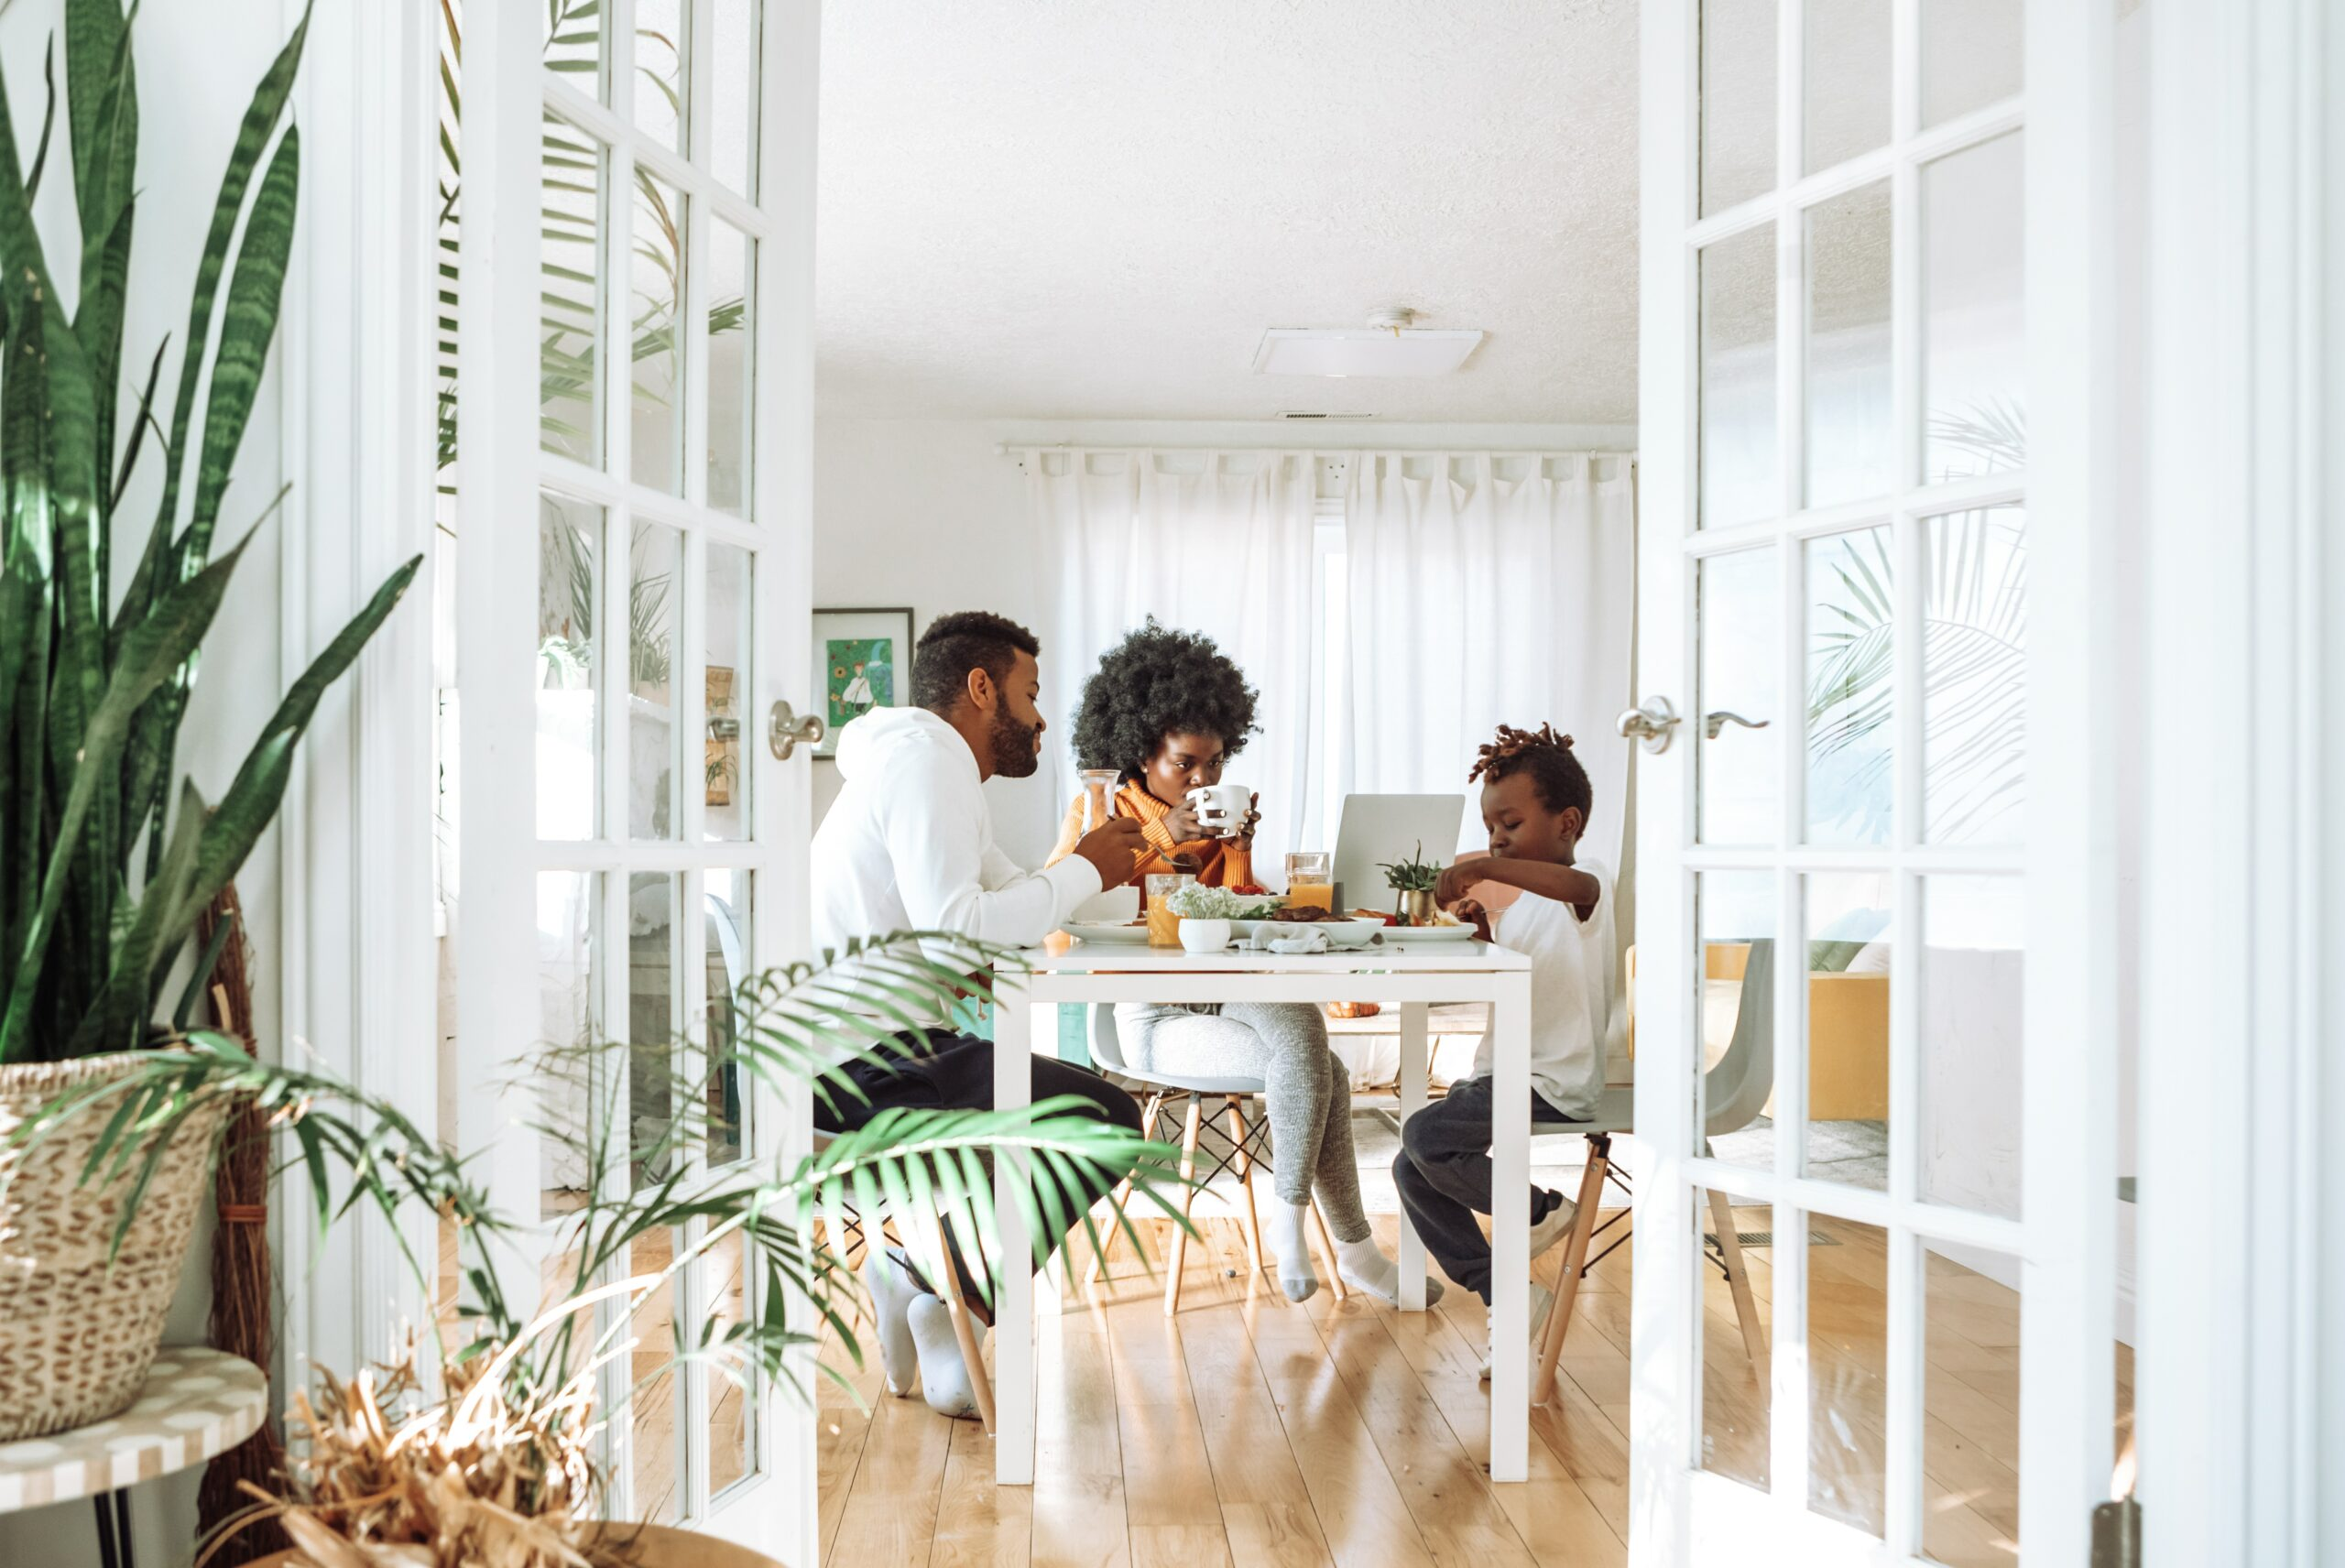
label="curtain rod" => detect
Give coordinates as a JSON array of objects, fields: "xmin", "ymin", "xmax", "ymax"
[{"xmin": 992, "ymin": 442, "xmax": 1637, "ymax": 460}]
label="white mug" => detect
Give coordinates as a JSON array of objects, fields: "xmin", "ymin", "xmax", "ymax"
[{"xmin": 1186, "ymin": 783, "xmax": 1252, "ymax": 838}]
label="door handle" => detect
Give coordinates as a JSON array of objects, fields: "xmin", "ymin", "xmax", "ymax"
[
  {"xmin": 1616, "ymin": 695, "xmax": 1682, "ymax": 754},
  {"xmin": 1703, "ymin": 710, "xmax": 1770, "ymax": 740},
  {"xmin": 769, "ymin": 700, "xmax": 825, "ymax": 760}
]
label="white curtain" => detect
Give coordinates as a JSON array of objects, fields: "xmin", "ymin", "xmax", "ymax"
[
  {"xmin": 1342, "ymin": 451, "xmax": 1637, "ymax": 871},
  {"xmin": 1032, "ymin": 450, "xmax": 1316, "ymax": 871}
]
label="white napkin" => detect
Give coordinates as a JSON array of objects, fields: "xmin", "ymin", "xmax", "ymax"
[{"xmin": 1241, "ymin": 927, "xmax": 1330, "ymax": 955}]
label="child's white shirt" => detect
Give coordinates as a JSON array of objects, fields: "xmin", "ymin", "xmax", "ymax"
[{"xmin": 1469, "ymin": 857, "xmax": 1618, "ymax": 1121}]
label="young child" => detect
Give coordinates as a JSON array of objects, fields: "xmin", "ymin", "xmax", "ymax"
[{"xmin": 1391, "ymin": 723, "xmax": 1619, "ymax": 1377}]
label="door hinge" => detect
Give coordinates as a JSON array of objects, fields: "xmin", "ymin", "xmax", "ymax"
[{"xmin": 2089, "ymin": 1496, "xmax": 2142, "ymax": 1568}]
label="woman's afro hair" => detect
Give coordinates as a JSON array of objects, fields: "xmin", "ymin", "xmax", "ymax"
[{"xmin": 1071, "ymin": 619, "xmax": 1260, "ymax": 778}]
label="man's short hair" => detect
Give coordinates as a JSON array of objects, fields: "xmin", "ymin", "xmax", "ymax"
[{"xmin": 911, "ymin": 611, "xmax": 1042, "ymax": 714}]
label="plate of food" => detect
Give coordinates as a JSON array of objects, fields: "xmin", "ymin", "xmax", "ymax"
[
  {"xmin": 1382, "ymin": 912, "xmax": 1479, "ymax": 942},
  {"xmin": 1261, "ymin": 906, "xmax": 1385, "ymax": 948},
  {"xmin": 1065, "ymin": 920, "xmax": 1151, "ymax": 945}
]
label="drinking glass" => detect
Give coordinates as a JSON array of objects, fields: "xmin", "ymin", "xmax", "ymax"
[
  {"xmin": 1146, "ymin": 872, "xmax": 1194, "ymax": 948},
  {"xmin": 1284, "ymin": 852, "xmax": 1334, "ymax": 912}
]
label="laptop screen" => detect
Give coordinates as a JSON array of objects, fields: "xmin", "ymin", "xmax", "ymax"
[{"xmin": 1330, "ymin": 794, "xmax": 1467, "ymax": 914}]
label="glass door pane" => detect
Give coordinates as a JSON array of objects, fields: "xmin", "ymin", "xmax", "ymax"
[{"xmin": 1654, "ymin": 5, "xmax": 2044, "ymax": 1561}]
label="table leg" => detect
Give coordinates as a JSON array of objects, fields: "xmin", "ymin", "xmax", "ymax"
[
  {"xmin": 993, "ymin": 979, "xmax": 1035, "ymax": 1486},
  {"xmin": 1397, "ymin": 1002, "xmax": 1429, "ymax": 1311},
  {"xmin": 1488, "ymin": 971, "xmax": 1532, "ymax": 1484},
  {"xmin": 93, "ymin": 1489, "xmax": 133, "ymax": 1568}
]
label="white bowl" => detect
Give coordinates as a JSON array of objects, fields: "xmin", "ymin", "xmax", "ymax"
[
  {"xmin": 1178, "ymin": 918, "xmax": 1234, "ymax": 954},
  {"xmin": 1322, "ymin": 918, "xmax": 1385, "ymax": 949}
]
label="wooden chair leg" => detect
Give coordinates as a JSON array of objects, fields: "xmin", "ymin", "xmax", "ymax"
[
  {"xmin": 1225, "ymin": 1095, "xmax": 1266, "ymax": 1279},
  {"xmin": 1086, "ymin": 1092, "xmax": 1162, "ymax": 1290},
  {"xmin": 1163, "ymin": 1094, "xmax": 1205, "ymax": 1317},
  {"xmin": 915, "ymin": 1212, "xmax": 997, "ymax": 1434},
  {"xmin": 1308, "ymin": 1199, "xmax": 1349, "ymax": 1301},
  {"xmin": 1707, "ymin": 1186, "xmax": 1770, "ymax": 1367},
  {"xmin": 1532, "ymin": 1134, "xmax": 1612, "ymax": 1406}
]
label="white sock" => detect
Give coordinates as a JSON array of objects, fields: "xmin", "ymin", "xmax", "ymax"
[
  {"xmin": 860, "ymin": 1251, "xmax": 921, "ymax": 1398},
  {"xmin": 1265, "ymin": 1200, "xmax": 1319, "ymax": 1301},
  {"xmin": 908, "ymin": 1294, "xmax": 983, "ymax": 1420},
  {"xmin": 1334, "ymin": 1234, "xmax": 1445, "ymax": 1307}
]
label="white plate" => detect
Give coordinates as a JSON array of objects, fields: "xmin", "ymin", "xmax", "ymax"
[
  {"xmin": 1065, "ymin": 922, "xmax": 1151, "ymax": 945},
  {"xmin": 1243, "ymin": 916, "xmax": 1385, "ymax": 949},
  {"xmin": 1382, "ymin": 923, "xmax": 1478, "ymax": 942}
]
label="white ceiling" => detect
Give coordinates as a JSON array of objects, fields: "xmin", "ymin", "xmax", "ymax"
[{"xmin": 814, "ymin": 0, "xmax": 1640, "ymax": 424}]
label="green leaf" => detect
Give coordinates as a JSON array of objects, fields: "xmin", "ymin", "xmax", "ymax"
[
  {"xmin": 151, "ymin": 554, "xmax": 423, "ymax": 961},
  {"xmin": 183, "ymin": 125, "xmax": 297, "ymax": 571},
  {"xmin": 146, "ymin": 0, "xmax": 311, "ymax": 612},
  {"xmin": 68, "ymin": 779, "xmax": 207, "ymax": 1056},
  {"xmin": 170, "ymin": 902, "xmax": 235, "ymax": 1029},
  {"xmin": 0, "ymin": 533, "xmax": 252, "ymax": 1062},
  {"xmin": 25, "ymin": 42, "xmax": 57, "ymax": 200},
  {"xmin": 63, "ymin": 0, "xmax": 127, "ymax": 208}
]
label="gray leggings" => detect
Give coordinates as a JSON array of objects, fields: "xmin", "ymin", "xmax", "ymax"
[{"xmin": 1114, "ymin": 1001, "xmax": 1369, "ymax": 1243}]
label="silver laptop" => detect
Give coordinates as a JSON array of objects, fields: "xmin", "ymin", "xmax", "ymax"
[{"xmin": 1331, "ymin": 793, "xmax": 1468, "ymax": 915}]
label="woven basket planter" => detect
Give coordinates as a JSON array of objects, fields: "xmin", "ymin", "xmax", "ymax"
[{"xmin": 0, "ymin": 1052, "xmax": 229, "ymax": 1441}]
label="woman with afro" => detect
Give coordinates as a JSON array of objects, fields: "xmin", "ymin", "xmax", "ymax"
[{"xmin": 1045, "ymin": 621, "xmax": 1421, "ymax": 1306}]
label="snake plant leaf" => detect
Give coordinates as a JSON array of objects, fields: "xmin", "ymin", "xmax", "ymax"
[
  {"xmin": 0, "ymin": 532, "xmax": 253, "ymax": 1062},
  {"xmin": 155, "ymin": 552, "xmax": 423, "ymax": 957},
  {"xmin": 109, "ymin": 334, "xmax": 167, "ymax": 515},
  {"xmin": 144, "ymin": 0, "xmax": 310, "ymax": 614},
  {"xmin": 123, "ymin": 125, "xmax": 300, "ymax": 873},
  {"xmin": 63, "ymin": 0, "xmax": 126, "ymax": 208},
  {"xmin": 2, "ymin": 288, "xmax": 57, "ymax": 960},
  {"xmin": 25, "ymin": 43, "xmax": 56, "ymax": 201},
  {"xmin": 184, "ymin": 124, "xmax": 296, "ymax": 563},
  {"xmin": 67, "ymin": 778, "xmax": 208, "ymax": 1059},
  {"xmin": 0, "ymin": 61, "xmax": 61, "ymax": 299}
]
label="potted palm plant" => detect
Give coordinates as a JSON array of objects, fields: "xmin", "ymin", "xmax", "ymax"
[
  {"xmin": 0, "ymin": 2, "xmax": 421, "ymax": 1439},
  {"xmin": 25, "ymin": 934, "xmax": 1181, "ymax": 1566}
]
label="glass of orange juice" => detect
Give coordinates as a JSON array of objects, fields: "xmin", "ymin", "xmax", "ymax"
[
  {"xmin": 1146, "ymin": 873, "xmax": 1193, "ymax": 947},
  {"xmin": 1283, "ymin": 852, "xmax": 1334, "ymax": 912}
]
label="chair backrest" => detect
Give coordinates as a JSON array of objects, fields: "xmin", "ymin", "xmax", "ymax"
[
  {"xmin": 1087, "ymin": 1004, "xmax": 1131, "ymax": 1074},
  {"xmin": 1702, "ymin": 937, "xmax": 1776, "ymax": 1138}
]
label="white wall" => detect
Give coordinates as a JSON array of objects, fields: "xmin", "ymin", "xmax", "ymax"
[
  {"xmin": 1, "ymin": 2, "xmax": 289, "ymax": 1562},
  {"xmin": 811, "ymin": 416, "xmax": 1640, "ymax": 866}
]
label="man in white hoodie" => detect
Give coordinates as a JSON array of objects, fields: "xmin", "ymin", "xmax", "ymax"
[{"xmin": 813, "ymin": 610, "xmax": 1147, "ymax": 1417}]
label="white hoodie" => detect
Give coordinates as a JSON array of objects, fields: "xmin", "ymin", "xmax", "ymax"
[{"xmin": 812, "ymin": 706, "xmax": 1102, "ymax": 960}]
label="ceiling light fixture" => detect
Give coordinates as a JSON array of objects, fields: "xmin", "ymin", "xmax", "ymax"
[{"xmin": 1251, "ymin": 306, "xmax": 1484, "ymax": 378}]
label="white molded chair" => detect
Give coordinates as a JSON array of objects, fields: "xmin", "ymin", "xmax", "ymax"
[
  {"xmin": 1529, "ymin": 940, "xmax": 1775, "ymax": 1404},
  {"xmin": 1083, "ymin": 1004, "xmax": 1349, "ymax": 1314}
]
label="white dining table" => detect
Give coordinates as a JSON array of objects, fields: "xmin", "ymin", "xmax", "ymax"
[{"xmin": 988, "ymin": 934, "xmax": 1538, "ymax": 1486}]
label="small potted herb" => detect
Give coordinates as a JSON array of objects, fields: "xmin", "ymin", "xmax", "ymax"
[{"xmin": 1380, "ymin": 842, "xmax": 1444, "ymax": 926}]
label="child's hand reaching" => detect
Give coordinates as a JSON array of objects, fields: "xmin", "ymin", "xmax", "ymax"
[
  {"xmin": 1434, "ymin": 858, "xmax": 1487, "ymax": 907},
  {"xmin": 1451, "ymin": 897, "xmax": 1493, "ymax": 942}
]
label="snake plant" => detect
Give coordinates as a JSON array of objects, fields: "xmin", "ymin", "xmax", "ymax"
[{"xmin": 0, "ymin": 2, "xmax": 421, "ymax": 1064}]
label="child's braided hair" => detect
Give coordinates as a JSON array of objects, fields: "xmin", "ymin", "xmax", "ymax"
[{"xmin": 1468, "ymin": 723, "xmax": 1593, "ymax": 821}]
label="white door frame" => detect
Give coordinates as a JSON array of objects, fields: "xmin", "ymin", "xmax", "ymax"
[
  {"xmin": 278, "ymin": 0, "xmax": 448, "ymax": 1383},
  {"xmin": 1628, "ymin": 1, "xmax": 2120, "ymax": 1561},
  {"xmin": 455, "ymin": 0, "xmax": 821, "ymax": 1551},
  {"xmin": 2138, "ymin": 0, "xmax": 2339, "ymax": 1563}
]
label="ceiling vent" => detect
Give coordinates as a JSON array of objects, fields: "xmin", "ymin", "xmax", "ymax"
[
  {"xmin": 1252, "ymin": 306, "xmax": 1483, "ymax": 378},
  {"xmin": 1277, "ymin": 410, "xmax": 1378, "ymax": 420}
]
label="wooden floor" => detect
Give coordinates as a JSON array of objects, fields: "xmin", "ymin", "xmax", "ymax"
[{"xmin": 816, "ymin": 1206, "xmax": 2098, "ymax": 1568}]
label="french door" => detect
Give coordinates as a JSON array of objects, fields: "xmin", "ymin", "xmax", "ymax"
[
  {"xmin": 1629, "ymin": 2, "xmax": 2119, "ymax": 1564},
  {"xmin": 453, "ymin": 0, "xmax": 820, "ymax": 1555}
]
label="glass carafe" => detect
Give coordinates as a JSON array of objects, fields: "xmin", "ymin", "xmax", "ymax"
[{"xmin": 1078, "ymin": 768, "xmax": 1122, "ymax": 833}]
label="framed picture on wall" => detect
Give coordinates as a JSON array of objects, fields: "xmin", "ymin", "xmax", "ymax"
[{"xmin": 813, "ymin": 606, "xmax": 915, "ymax": 758}]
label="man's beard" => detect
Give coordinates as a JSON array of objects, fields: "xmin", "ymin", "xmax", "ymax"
[{"xmin": 988, "ymin": 708, "xmax": 1042, "ymax": 779}]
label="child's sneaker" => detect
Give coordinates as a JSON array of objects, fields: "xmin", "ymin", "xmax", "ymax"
[
  {"xmin": 1479, "ymin": 1281, "xmax": 1555, "ymax": 1380},
  {"xmin": 1528, "ymin": 1193, "xmax": 1579, "ymax": 1263}
]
